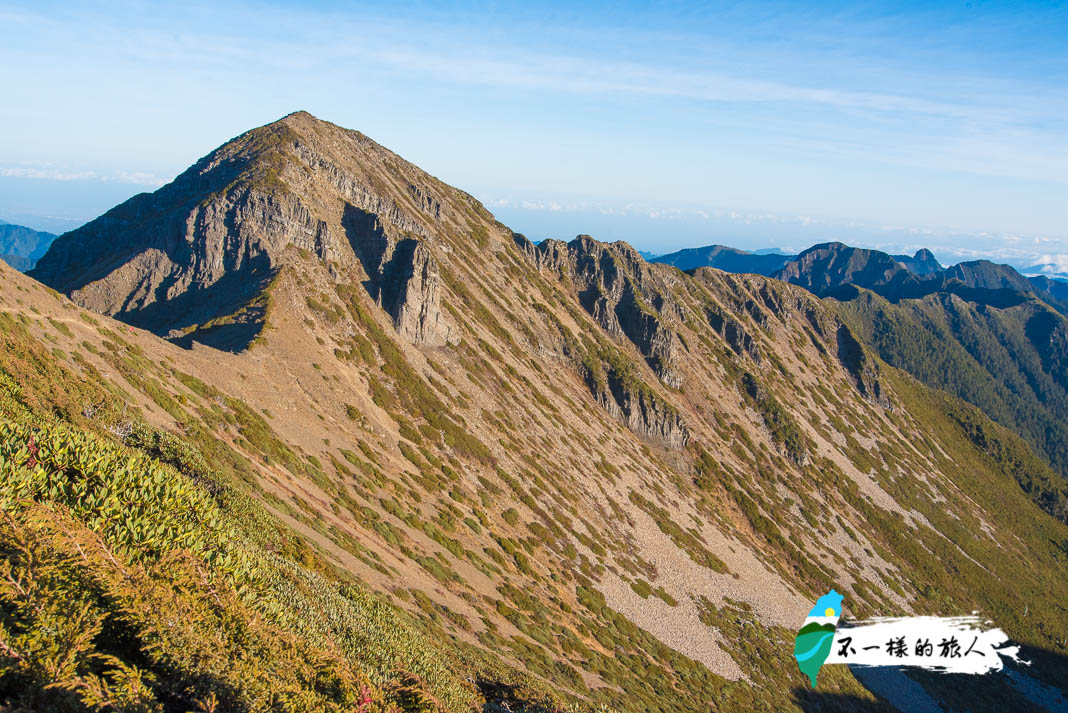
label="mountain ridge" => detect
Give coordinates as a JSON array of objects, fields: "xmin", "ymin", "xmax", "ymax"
[
  {"xmin": 890, "ymin": 247, "xmax": 942, "ymax": 275},
  {"xmin": 31, "ymin": 110, "xmax": 481, "ymax": 349},
  {"xmin": 652, "ymin": 244, "xmax": 796, "ymax": 275},
  {"xmin": 751, "ymin": 241, "xmax": 1068, "ymax": 498},
  {"xmin": 15, "ymin": 111, "xmax": 1068, "ymax": 711},
  {"xmin": 0, "ymin": 221, "xmax": 57, "ymax": 271}
]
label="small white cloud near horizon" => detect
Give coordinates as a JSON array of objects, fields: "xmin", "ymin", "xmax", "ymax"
[
  {"xmin": 1033, "ymin": 254, "xmax": 1068, "ymax": 273},
  {"xmin": 0, "ymin": 166, "xmax": 167, "ymax": 187},
  {"xmin": 486, "ymin": 192, "xmax": 1068, "ymax": 268}
]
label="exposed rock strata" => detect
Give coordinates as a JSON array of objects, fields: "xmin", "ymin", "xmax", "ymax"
[{"xmin": 32, "ymin": 111, "xmax": 454, "ymax": 349}]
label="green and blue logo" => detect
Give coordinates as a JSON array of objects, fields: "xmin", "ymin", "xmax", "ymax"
[{"xmin": 793, "ymin": 589, "xmax": 843, "ymax": 687}]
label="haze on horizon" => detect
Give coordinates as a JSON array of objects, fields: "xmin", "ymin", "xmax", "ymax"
[{"xmin": 2, "ymin": 0, "xmax": 1066, "ymax": 269}]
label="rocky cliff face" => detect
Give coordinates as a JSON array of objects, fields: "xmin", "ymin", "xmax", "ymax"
[
  {"xmin": 585, "ymin": 363, "xmax": 690, "ymax": 447},
  {"xmin": 516, "ymin": 235, "xmax": 684, "ymax": 387},
  {"xmin": 513, "ymin": 232, "xmax": 896, "ymax": 448},
  {"xmin": 513, "ymin": 234, "xmax": 692, "ymax": 445},
  {"xmin": 703, "ymin": 302, "xmax": 761, "ymax": 362},
  {"xmin": 32, "ymin": 112, "xmax": 455, "ymax": 349},
  {"xmin": 342, "ymin": 206, "xmax": 452, "ymax": 346}
]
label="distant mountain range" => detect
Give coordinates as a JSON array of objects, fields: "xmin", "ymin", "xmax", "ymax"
[
  {"xmin": 652, "ymin": 239, "xmax": 1068, "ymax": 494},
  {"xmin": 0, "ymin": 221, "xmax": 57, "ymax": 271},
  {"xmin": 652, "ymin": 244, "xmax": 944, "ymax": 280},
  {"xmin": 1022, "ymin": 262, "xmax": 1068, "ymax": 281},
  {"xmin": 656, "ymin": 240, "xmax": 1067, "ymax": 308},
  {"xmin": 769, "ymin": 242, "xmax": 1068, "ymax": 313},
  {"xmin": 652, "ymin": 244, "xmax": 795, "ymax": 275}
]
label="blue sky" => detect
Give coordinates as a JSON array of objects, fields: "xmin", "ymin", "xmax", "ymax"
[{"xmin": 2, "ymin": 1, "xmax": 1066, "ymax": 269}]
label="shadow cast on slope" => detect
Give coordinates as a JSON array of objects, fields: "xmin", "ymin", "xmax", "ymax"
[
  {"xmin": 341, "ymin": 202, "xmax": 421, "ymax": 325},
  {"xmin": 342, "ymin": 203, "xmax": 391, "ymax": 300},
  {"xmin": 795, "ymin": 644, "xmax": 1068, "ymax": 713},
  {"xmin": 110, "ymin": 242, "xmax": 274, "ymax": 353},
  {"xmin": 124, "ymin": 265, "xmax": 274, "ymax": 352},
  {"xmin": 792, "ymin": 687, "xmax": 901, "ymax": 713},
  {"xmin": 167, "ymin": 297, "xmax": 269, "ymax": 352}
]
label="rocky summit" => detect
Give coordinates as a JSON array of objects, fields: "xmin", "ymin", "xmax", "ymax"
[
  {"xmin": 7, "ymin": 113, "xmax": 1068, "ymax": 712},
  {"xmin": 32, "ymin": 111, "xmax": 462, "ymax": 350}
]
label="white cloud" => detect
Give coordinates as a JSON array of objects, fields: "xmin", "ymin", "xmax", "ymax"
[
  {"xmin": 1035, "ymin": 254, "xmax": 1068, "ymax": 273},
  {"xmin": 1, "ymin": 167, "xmax": 99, "ymax": 181},
  {"xmin": 486, "ymin": 189, "xmax": 1068, "ymax": 267},
  {"xmin": 0, "ymin": 166, "xmax": 167, "ymax": 186},
  {"xmin": 113, "ymin": 171, "xmax": 168, "ymax": 186}
]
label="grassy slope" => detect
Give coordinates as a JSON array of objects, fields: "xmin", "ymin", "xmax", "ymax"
[
  {"xmin": 1, "ymin": 245, "xmax": 1067, "ymax": 712},
  {"xmin": 832, "ymin": 289, "xmax": 1068, "ymax": 515},
  {"xmin": 0, "ymin": 291, "xmax": 563, "ymax": 712}
]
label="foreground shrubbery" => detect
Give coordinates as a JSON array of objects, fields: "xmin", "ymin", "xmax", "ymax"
[
  {"xmin": 0, "ymin": 344, "xmax": 571, "ymax": 712},
  {"xmin": 0, "ymin": 505, "xmax": 380, "ymax": 712},
  {"xmin": 0, "ymin": 375, "xmax": 436, "ymax": 711}
]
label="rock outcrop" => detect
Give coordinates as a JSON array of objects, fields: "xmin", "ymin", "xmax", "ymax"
[
  {"xmin": 835, "ymin": 323, "xmax": 890, "ymax": 408},
  {"xmin": 704, "ymin": 303, "xmax": 760, "ymax": 362},
  {"xmin": 31, "ymin": 111, "xmax": 456, "ymax": 350},
  {"xmin": 583, "ymin": 358, "xmax": 689, "ymax": 448},
  {"xmin": 513, "ymin": 233, "xmax": 691, "ymax": 445},
  {"xmin": 516, "ymin": 234, "xmax": 683, "ymax": 387},
  {"xmin": 342, "ymin": 205, "xmax": 450, "ymax": 347},
  {"xmin": 385, "ymin": 240, "xmax": 451, "ymax": 347}
]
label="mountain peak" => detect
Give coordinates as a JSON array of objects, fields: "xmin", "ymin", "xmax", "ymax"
[
  {"xmin": 802, "ymin": 241, "xmax": 850, "ymax": 254},
  {"xmin": 774, "ymin": 242, "xmax": 914, "ymax": 297},
  {"xmin": 271, "ymin": 110, "xmax": 372, "ymax": 144},
  {"xmin": 30, "ymin": 112, "xmax": 488, "ymax": 350},
  {"xmin": 893, "ymin": 247, "xmax": 942, "ymax": 276},
  {"xmin": 944, "ymin": 259, "xmax": 1033, "ymax": 292},
  {"xmin": 280, "ymin": 108, "xmax": 317, "ymax": 122},
  {"xmin": 652, "ymin": 244, "xmax": 795, "ymax": 275}
]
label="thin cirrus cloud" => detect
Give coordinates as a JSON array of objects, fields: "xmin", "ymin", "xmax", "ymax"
[
  {"xmin": 314, "ymin": 33, "xmax": 1057, "ymax": 189},
  {"xmin": 365, "ymin": 44, "xmax": 1007, "ymax": 120},
  {"xmin": 10, "ymin": 6, "xmax": 1067, "ymax": 152},
  {"xmin": 16, "ymin": 4, "xmax": 1063, "ymax": 127},
  {"xmin": 311, "ymin": 24, "xmax": 1068, "ymax": 187}
]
